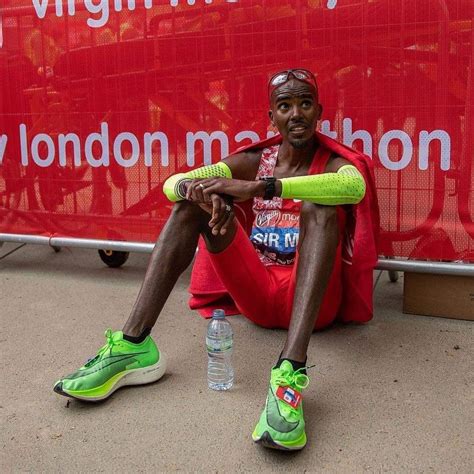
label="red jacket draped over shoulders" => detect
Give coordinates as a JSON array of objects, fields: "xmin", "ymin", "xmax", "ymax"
[{"xmin": 188, "ymin": 131, "xmax": 380, "ymax": 326}]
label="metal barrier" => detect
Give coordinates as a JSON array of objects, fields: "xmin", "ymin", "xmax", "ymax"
[{"xmin": 1, "ymin": 233, "xmax": 473, "ymax": 277}]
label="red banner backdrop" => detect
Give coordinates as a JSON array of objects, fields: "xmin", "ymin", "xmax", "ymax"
[{"xmin": 1, "ymin": 0, "xmax": 473, "ymax": 262}]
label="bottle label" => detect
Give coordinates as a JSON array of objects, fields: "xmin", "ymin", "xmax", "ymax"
[{"xmin": 206, "ymin": 336, "xmax": 233, "ymax": 352}]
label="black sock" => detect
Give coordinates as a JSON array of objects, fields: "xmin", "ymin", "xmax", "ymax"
[
  {"xmin": 123, "ymin": 327, "xmax": 151, "ymax": 344},
  {"xmin": 275, "ymin": 355, "xmax": 307, "ymax": 375}
]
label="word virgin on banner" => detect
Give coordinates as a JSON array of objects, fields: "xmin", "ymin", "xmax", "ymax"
[{"xmin": 31, "ymin": 0, "xmax": 338, "ymax": 28}]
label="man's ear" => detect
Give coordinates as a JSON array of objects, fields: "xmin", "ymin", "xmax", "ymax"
[
  {"xmin": 268, "ymin": 110, "xmax": 274, "ymax": 125},
  {"xmin": 317, "ymin": 103, "xmax": 323, "ymax": 120}
]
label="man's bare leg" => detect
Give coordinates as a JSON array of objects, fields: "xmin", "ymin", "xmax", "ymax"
[
  {"xmin": 280, "ymin": 202, "xmax": 339, "ymax": 363},
  {"xmin": 53, "ymin": 200, "xmax": 237, "ymax": 400},
  {"xmin": 252, "ymin": 203, "xmax": 339, "ymax": 451},
  {"xmin": 122, "ymin": 201, "xmax": 236, "ymax": 337}
]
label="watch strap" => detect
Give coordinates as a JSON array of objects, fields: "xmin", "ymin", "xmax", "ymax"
[{"xmin": 259, "ymin": 176, "xmax": 277, "ymax": 200}]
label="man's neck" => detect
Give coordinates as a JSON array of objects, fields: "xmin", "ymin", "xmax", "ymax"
[{"xmin": 278, "ymin": 137, "xmax": 319, "ymax": 171}]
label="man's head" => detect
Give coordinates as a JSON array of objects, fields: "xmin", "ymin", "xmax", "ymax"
[{"xmin": 268, "ymin": 69, "xmax": 322, "ymax": 149}]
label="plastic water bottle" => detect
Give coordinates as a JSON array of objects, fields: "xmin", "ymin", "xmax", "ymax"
[{"xmin": 206, "ymin": 309, "xmax": 234, "ymax": 391}]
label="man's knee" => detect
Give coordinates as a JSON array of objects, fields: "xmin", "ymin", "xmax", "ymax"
[
  {"xmin": 300, "ymin": 202, "xmax": 338, "ymax": 230},
  {"xmin": 170, "ymin": 200, "xmax": 205, "ymax": 221},
  {"xmin": 165, "ymin": 201, "xmax": 210, "ymax": 236}
]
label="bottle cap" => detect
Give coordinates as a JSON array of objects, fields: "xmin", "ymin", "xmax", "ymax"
[{"xmin": 212, "ymin": 309, "xmax": 225, "ymax": 319}]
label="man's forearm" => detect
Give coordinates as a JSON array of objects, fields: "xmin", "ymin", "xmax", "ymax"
[
  {"xmin": 163, "ymin": 162, "xmax": 232, "ymax": 202},
  {"xmin": 275, "ymin": 165, "xmax": 366, "ymax": 205}
]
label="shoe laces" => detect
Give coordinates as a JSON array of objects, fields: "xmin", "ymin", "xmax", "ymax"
[
  {"xmin": 84, "ymin": 329, "xmax": 117, "ymax": 367},
  {"xmin": 272, "ymin": 365, "xmax": 315, "ymax": 415},
  {"xmin": 273, "ymin": 366, "xmax": 310, "ymax": 391}
]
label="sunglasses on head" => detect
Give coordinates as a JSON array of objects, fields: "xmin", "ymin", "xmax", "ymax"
[{"xmin": 268, "ymin": 69, "xmax": 317, "ymax": 95}]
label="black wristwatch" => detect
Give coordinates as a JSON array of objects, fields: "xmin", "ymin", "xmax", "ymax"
[{"xmin": 259, "ymin": 176, "xmax": 277, "ymax": 200}]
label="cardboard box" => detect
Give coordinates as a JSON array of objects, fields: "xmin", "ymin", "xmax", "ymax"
[{"xmin": 403, "ymin": 272, "xmax": 474, "ymax": 321}]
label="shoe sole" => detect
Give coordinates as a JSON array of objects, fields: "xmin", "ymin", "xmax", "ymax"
[
  {"xmin": 54, "ymin": 353, "xmax": 167, "ymax": 402},
  {"xmin": 252, "ymin": 430, "xmax": 306, "ymax": 451}
]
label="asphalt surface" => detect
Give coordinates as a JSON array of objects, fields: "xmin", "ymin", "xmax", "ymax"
[{"xmin": 1, "ymin": 242, "xmax": 473, "ymax": 472}]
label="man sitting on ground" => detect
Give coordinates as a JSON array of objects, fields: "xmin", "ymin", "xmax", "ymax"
[{"xmin": 54, "ymin": 69, "xmax": 379, "ymax": 451}]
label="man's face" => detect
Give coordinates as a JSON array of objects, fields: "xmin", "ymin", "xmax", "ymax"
[{"xmin": 269, "ymin": 79, "xmax": 322, "ymax": 149}]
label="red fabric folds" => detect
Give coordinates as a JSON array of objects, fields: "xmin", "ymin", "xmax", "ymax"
[{"xmin": 189, "ymin": 132, "xmax": 380, "ymax": 326}]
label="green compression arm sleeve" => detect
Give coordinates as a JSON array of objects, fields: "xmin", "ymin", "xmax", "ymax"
[
  {"xmin": 163, "ymin": 161, "xmax": 232, "ymax": 202},
  {"xmin": 279, "ymin": 165, "xmax": 366, "ymax": 205}
]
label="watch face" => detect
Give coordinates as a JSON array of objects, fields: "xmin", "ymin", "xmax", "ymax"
[{"xmin": 261, "ymin": 177, "xmax": 276, "ymax": 200}]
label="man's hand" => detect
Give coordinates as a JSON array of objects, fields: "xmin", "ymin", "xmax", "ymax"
[
  {"xmin": 195, "ymin": 193, "xmax": 234, "ymax": 236},
  {"xmin": 184, "ymin": 181, "xmax": 234, "ymax": 235},
  {"xmin": 185, "ymin": 178, "xmax": 263, "ymax": 236},
  {"xmin": 207, "ymin": 193, "xmax": 234, "ymax": 235},
  {"xmin": 187, "ymin": 177, "xmax": 263, "ymax": 202}
]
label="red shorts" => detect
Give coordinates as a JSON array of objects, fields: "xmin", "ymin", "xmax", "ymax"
[{"xmin": 207, "ymin": 223, "xmax": 343, "ymax": 330}]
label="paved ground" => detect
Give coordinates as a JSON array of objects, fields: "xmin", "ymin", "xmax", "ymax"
[{"xmin": 1, "ymin": 242, "xmax": 473, "ymax": 473}]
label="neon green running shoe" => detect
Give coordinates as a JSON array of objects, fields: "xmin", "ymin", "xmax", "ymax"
[
  {"xmin": 53, "ymin": 329, "xmax": 166, "ymax": 402},
  {"xmin": 252, "ymin": 360, "xmax": 310, "ymax": 451}
]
